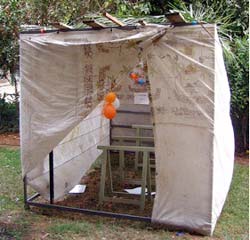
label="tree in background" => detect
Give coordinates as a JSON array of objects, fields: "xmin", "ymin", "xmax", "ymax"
[
  {"xmin": 0, "ymin": 0, "xmax": 22, "ymax": 102},
  {"xmin": 0, "ymin": 0, "xmax": 100, "ymax": 91},
  {"xmin": 225, "ymin": 37, "xmax": 249, "ymax": 151}
]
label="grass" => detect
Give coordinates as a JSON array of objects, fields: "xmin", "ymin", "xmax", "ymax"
[
  {"xmin": 214, "ymin": 164, "xmax": 249, "ymax": 239},
  {"xmin": 0, "ymin": 147, "xmax": 248, "ymax": 239},
  {"xmin": 0, "ymin": 148, "xmax": 22, "ymax": 212},
  {"xmin": 217, "ymin": 165, "xmax": 249, "ymax": 239}
]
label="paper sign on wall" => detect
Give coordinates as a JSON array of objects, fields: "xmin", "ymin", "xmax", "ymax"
[{"xmin": 134, "ymin": 92, "xmax": 149, "ymax": 105}]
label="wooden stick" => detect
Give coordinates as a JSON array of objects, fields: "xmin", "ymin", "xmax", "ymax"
[
  {"xmin": 83, "ymin": 20, "xmax": 106, "ymax": 29},
  {"xmin": 165, "ymin": 12, "xmax": 186, "ymax": 23},
  {"xmin": 102, "ymin": 12, "xmax": 125, "ymax": 27},
  {"xmin": 138, "ymin": 20, "xmax": 147, "ymax": 26},
  {"xmin": 51, "ymin": 22, "xmax": 73, "ymax": 30}
]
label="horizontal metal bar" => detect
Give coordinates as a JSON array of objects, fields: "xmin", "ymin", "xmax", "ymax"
[
  {"xmin": 20, "ymin": 22, "xmax": 207, "ymax": 35},
  {"xmin": 26, "ymin": 201, "xmax": 151, "ymax": 222},
  {"xmin": 132, "ymin": 124, "xmax": 153, "ymax": 130},
  {"xmin": 111, "ymin": 124, "xmax": 133, "ymax": 129},
  {"xmin": 111, "ymin": 124, "xmax": 154, "ymax": 129},
  {"xmin": 20, "ymin": 25, "xmax": 139, "ymax": 34},
  {"xmin": 112, "ymin": 136, "xmax": 154, "ymax": 141},
  {"xmin": 117, "ymin": 110, "xmax": 151, "ymax": 115},
  {"xmin": 27, "ymin": 193, "xmax": 40, "ymax": 202},
  {"xmin": 97, "ymin": 145, "xmax": 154, "ymax": 152}
]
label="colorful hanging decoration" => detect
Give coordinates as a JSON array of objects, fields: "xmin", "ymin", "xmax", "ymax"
[
  {"xmin": 103, "ymin": 103, "xmax": 116, "ymax": 119},
  {"xmin": 105, "ymin": 92, "xmax": 116, "ymax": 103},
  {"xmin": 138, "ymin": 78, "xmax": 145, "ymax": 85},
  {"xmin": 103, "ymin": 92, "xmax": 120, "ymax": 119},
  {"xmin": 129, "ymin": 61, "xmax": 146, "ymax": 86},
  {"xmin": 129, "ymin": 72, "xmax": 139, "ymax": 82}
]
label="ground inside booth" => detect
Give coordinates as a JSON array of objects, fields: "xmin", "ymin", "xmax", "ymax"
[{"xmin": 26, "ymin": 149, "xmax": 156, "ymax": 217}]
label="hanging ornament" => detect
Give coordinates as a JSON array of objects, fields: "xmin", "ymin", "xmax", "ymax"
[
  {"xmin": 105, "ymin": 92, "xmax": 116, "ymax": 103},
  {"xmin": 129, "ymin": 61, "xmax": 146, "ymax": 86},
  {"xmin": 138, "ymin": 78, "xmax": 145, "ymax": 85},
  {"xmin": 103, "ymin": 92, "xmax": 118, "ymax": 119},
  {"xmin": 129, "ymin": 72, "xmax": 139, "ymax": 81},
  {"xmin": 103, "ymin": 103, "xmax": 116, "ymax": 119}
]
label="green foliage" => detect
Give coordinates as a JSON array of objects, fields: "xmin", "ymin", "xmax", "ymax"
[
  {"xmin": 49, "ymin": 221, "xmax": 92, "ymax": 235},
  {"xmin": 0, "ymin": 0, "xmax": 100, "ymax": 84},
  {"xmin": 225, "ymin": 37, "xmax": 249, "ymax": 151},
  {"xmin": 0, "ymin": 95, "xmax": 19, "ymax": 133},
  {"xmin": 103, "ymin": 0, "xmax": 152, "ymax": 16},
  {"xmin": 226, "ymin": 37, "xmax": 249, "ymax": 119},
  {"xmin": 167, "ymin": 0, "xmax": 248, "ymax": 39},
  {"xmin": 24, "ymin": 0, "xmax": 95, "ymax": 25},
  {"xmin": 0, "ymin": 147, "xmax": 21, "ymax": 212},
  {"xmin": 0, "ymin": 0, "xmax": 23, "ymax": 79},
  {"xmin": 216, "ymin": 164, "xmax": 249, "ymax": 238}
]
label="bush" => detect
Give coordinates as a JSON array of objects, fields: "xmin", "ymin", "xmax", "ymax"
[
  {"xmin": 225, "ymin": 37, "xmax": 249, "ymax": 152},
  {"xmin": 0, "ymin": 94, "xmax": 19, "ymax": 133}
]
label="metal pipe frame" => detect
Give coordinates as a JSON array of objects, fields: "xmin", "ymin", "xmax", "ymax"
[
  {"xmin": 116, "ymin": 110, "xmax": 151, "ymax": 115},
  {"xmin": 26, "ymin": 200, "xmax": 151, "ymax": 222},
  {"xmin": 20, "ymin": 22, "xmax": 205, "ymax": 35},
  {"xmin": 49, "ymin": 151, "xmax": 54, "ymax": 204},
  {"xmin": 20, "ymin": 25, "xmax": 140, "ymax": 34}
]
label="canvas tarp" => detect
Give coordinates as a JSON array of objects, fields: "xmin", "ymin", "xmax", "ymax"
[{"xmin": 20, "ymin": 24, "xmax": 234, "ymax": 235}]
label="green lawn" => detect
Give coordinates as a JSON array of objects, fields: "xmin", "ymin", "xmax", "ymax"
[{"xmin": 0, "ymin": 147, "xmax": 248, "ymax": 240}]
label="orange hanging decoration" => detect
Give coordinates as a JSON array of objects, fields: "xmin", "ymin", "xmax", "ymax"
[
  {"xmin": 105, "ymin": 92, "xmax": 116, "ymax": 103},
  {"xmin": 129, "ymin": 72, "xmax": 139, "ymax": 81},
  {"xmin": 103, "ymin": 103, "xmax": 117, "ymax": 119}
]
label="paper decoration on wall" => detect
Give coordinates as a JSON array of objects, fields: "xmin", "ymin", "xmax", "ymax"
[{"xmin": 134, "ymin": 92, "xmax": 150, "ymax": 105}]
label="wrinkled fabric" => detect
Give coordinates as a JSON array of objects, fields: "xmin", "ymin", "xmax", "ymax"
[
  {"xmin": 147, "ymin": 25, "xmax": 234, "ymax": 235},
  {"xmin": 20, "ymin": 24, "xmax": 234, "ymax": 235}
]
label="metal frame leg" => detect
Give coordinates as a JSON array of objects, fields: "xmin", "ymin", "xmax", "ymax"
[
  {"xmin": 147, "ymin": 155, "xmax": 152, "ymax": 200},
  {"xmin": 49, "ymin": 151, "xmax": 54, "ymax": 204},
  {"xmin": 140, "ymin": 151, "xmax": 148, "ymax": 210},
  {"xmin": 23, "ymin": 175, "xmax": 30, "ymax": 210}
]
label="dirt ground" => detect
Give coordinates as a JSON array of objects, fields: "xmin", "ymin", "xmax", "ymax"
[
  {"xmin": 0, "ymin": 132, "xmax": 20, "ymax": 146},
  {"xmin": 235, "ymin": 153, "xmax": 249, "ymax": 165},
  {"xmin": 55, "ymin": 157, "xmax": 155, "ymax": 217}
]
